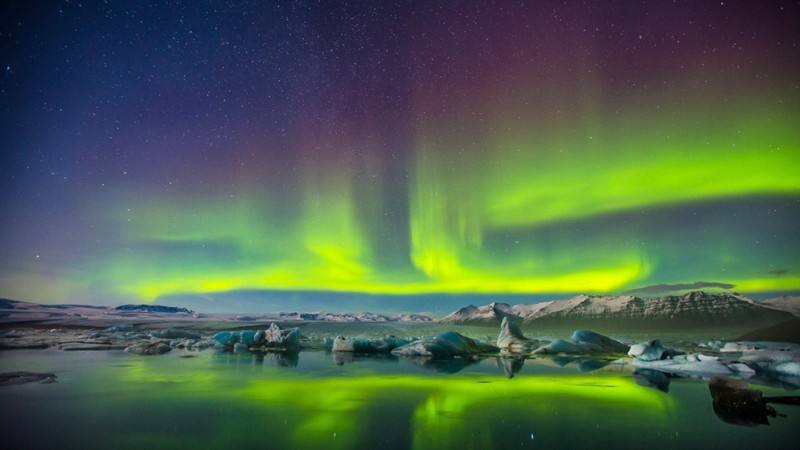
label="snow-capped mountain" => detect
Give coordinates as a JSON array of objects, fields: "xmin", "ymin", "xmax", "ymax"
[
  {"xmin": 0, "ymin": 298, "xmax": 434, "ymax": 324},
  {"xmin": 440, "ymin": 302, "xmax": 515, "ymax": 323},
  {"xmin": 440, "ymin": 292, "xmax": 794, "ymax": 326}
]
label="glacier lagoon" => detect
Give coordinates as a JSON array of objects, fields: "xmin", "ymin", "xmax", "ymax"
[{"xmin": 1, "ymin": 347, "xmax": 798, "ymax": 450}]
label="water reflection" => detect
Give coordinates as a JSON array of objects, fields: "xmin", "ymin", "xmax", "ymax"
[
  {"xmin": 210, "ymin": 348, "xmax": 800, "ymax": 431},
  {"xmin": 405, "ymin": 356, "xmax": 481, "ymax": 373},
  {"xmin": 496, "ymin": 357, "xmax": 525, "ymax": 378},
  {"xmin": 633, "ymin": 369, "xmax": 672, "ymax": 393},
  {"xmin": 213, "ymin": 349, "xmax": 300, "ymax": 368},
  {"xmin": 7, "ymin": 349, "xmax": 800, "ymax": 449},
  {"xmin": 547, "ymin": 355, "xmax": 613, "ymax": 372},
  {"xmin": 331, "ymin": 351, "xmax": 399, "ymax": 366},
  {"xmin": 254, "ymin": 350, "xmax": 299, "ymax": 367}
]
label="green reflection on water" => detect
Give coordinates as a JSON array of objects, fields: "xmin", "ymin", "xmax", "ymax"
[
  {"xmin": 10, "ymin": 350, "xmax": 798, "ymax": 450},
  {"xmin": 106, "ymin": 358, "xmax": 673, "ymax": 449}
]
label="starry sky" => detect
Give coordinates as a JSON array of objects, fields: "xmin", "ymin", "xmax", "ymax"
[{"xmin": 1, "ymin": 1, "xmax": 799, "ymax": 310}]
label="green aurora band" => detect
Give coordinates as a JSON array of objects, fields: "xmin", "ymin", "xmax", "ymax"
[{"xmin": 69, "ymin": 93, "xmax": 800, "ymax": 302}]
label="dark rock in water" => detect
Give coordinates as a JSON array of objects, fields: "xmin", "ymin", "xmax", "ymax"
[
  {"xmin": 391, "ymin": 332, "xmax": 498, "ymax": 358},
  {"xmin": 115, "ymin": 304, "xmax": 192, "ymax": 314},
  {"xmin": 533, "ymin": 330, "xmax": 628, "ymax": 355},
  {"xmin": 0, "ymin": 371, "xmax": 57, "ymax": 386},
  {"xmin": 150, "ymin": 329, "xmax": 202, "ymax": 340},
  {"xmin": 628, "ymin": 339, "xmax": 683, "ymax": 361},
  {"xmin": 331, "ymin": 336, "xmax": 411, "ymax": 353},
  {"xmin": 634, "ymin": 369, "xmax": 672, "ymax": 393},
  {"xmin": 496, "ymin": 317, "xmax": 537, "ymax": 353},
  {"xmin": 125, "ymin": 341, "xmax": 172, "ymax": 355},
  {"xmin": 709, "ymin": 377, "xmax": 777, "ymax": 426}
]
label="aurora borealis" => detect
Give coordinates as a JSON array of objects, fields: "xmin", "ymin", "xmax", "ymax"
[{"xmin": 1, "ymin": 1, "xmax": 799, "ymax": 307}]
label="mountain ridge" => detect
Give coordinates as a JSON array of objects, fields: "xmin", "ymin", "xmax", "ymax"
[{"xmin": 440, "ymin": 291, "xmax": 794, "ymax": 326}]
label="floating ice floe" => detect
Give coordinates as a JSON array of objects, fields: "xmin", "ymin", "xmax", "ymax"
[
  {"xmin": 330, "ymin": 336, "xmax": 411, "ymax": 353},
  {"xmin": 496, "ymin": 317, "xmax": 541, "ymax": 353},
  {"xmin": 214, "ymin": 323, "xmax": 301, "ymax": 352},
  {"xmin": 627, "ymin": 339, "xmax": 683, "ymax": 361},
  {"xmin": 532, "ymin": 330, "xmax": 628, "ymax": 355},
  {"xmin": 391, "ymin": 331, "xmax": 498, "ymax": 358}
]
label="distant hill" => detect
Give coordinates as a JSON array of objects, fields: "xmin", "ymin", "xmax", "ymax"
[
  {"xmin": 441, "ymin": 291, "xmax": 794, "ymax": 329},
  {"xmin": 0, "ymin": 298, "xmax": 434, "ymax": 325},
  {"xmin": 115, "ymin": 304, "xmax": 193, "ymax": 314},
  {"xmin": 736, "ymin": 318, "xmax": 800, "ymax": 343},
  {"xmin": 760, "ymin": 296, "xmax": 800, "ymax": 317}
]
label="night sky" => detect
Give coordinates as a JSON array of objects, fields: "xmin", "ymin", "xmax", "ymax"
[{"xmin": 1, "ymin": 1, "xmax": 799, "ymax": 309}]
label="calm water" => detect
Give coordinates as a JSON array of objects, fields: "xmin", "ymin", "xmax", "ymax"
[{"xmin": 1, "ymin": 349, "xmax": 798, "ymax": 450}]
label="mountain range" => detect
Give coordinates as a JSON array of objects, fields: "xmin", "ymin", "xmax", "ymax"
[
  {"xmin": 0, "ymin": 298, "xmax": 434, "ymax": 324},
  {"xmin": 1, "ymin": 292, "xmax": 797, "ymax": 328},
  {"xmin": 440, "ymin": 291, "xmax": 798, "ymax": 327}
]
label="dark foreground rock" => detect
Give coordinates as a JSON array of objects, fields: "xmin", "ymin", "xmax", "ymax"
[
  {"xmin": 707, "ymin": 377, "xmax": 800, "ymax": 426},
  {"xmin": 0, "ymin": 371, "xmax": 57, "ymax": 386},
  {"xmin": 391, "ymin": 331, "xmax": 498, "ymax": 358}
]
